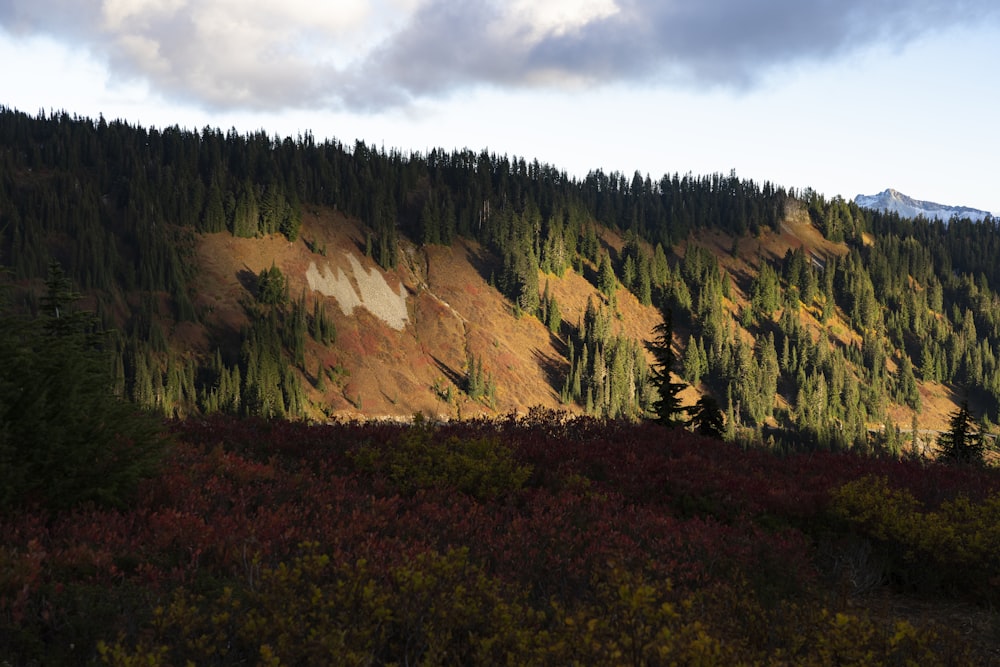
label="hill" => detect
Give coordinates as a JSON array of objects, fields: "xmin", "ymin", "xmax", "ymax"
[
  {"xmin": 3, "ymin": 107, "xmax": 1000, "ymax": 455},
  {"xmin": 181, "ymin": 202, "xmax": 963, "ymax": 434},
  {"xmin": 186, "ymin": 205, "xmax": 662, "ymax": 420}
]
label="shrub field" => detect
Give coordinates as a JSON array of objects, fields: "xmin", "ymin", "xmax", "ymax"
[{"xmin": 3, "ymin": 410, "xmax": 1000, "ymax": 665}]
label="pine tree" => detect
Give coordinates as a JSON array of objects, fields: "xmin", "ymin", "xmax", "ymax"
[
  {"xmin": 312, "ymin": 300, "xmax": 336, "ymax": 345},
  {"xmin": 637, "ymin": 252, "xmax": 653, "ymax": 306},
  {"xmin": 688, "ymin": 395, "xmax": 724, "ymax": 438},
  {"xmin": 898, "ymin": 355, "xmax": 921, "ymax": 411},
  {"xmin": 910, "ymin": 411, "xmax": 922, "ymax": 457},
  {"xmin": 0, "ymin": 266, "xmax": 165, "ymax": 511},
  {"xmin": 546, "ymin": 294, "xmax": 562, "ymax": 335},
  {"xmin": 682, "ymin": 336, "xmax": 703, "ymax": 386},
  {"xmin": 652, "ymin": 243, "xmax": 670, "ymax": 288},
  {"xmin": 257, "ymin": 263, "xmax": 288, "ymax": 305},
  {"xmin": 598, "ymin": 251, "xmax": 617, "ymax": 299},
  {"xmin": 40, "ymin": 262, "xmax": 96, "ymax": 338},
  {"xmin": 622, "ymin": 255, "xmax": 636, "ymax": 291},
  {"xmin": 938, "ymin": 399, "xmax": 984, "ymax": 464},
  {"xmin": 315, "ymin": 359, "xmax": 326, "ymax": 391},
  {"xmin": 200, "ymin": 181, "xmax": 227, "ymax": 233},
  {"xmin": 645, "ymin": 308, "xmax": 686, "ymax": 426},
  {"xmin": 232, "ymin": 181, "xmax": 260, "ymax": 238}
]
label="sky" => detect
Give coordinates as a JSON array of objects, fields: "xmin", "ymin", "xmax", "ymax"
[{"xmin": 1, "ymin": 0, "xmax": 998, "ymax": 214}]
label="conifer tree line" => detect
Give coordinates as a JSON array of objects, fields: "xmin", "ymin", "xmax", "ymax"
[
  {"xmin": 560, "ymin": 295, "xmax": 652, "ymax": 419},
  {"xmin": 2, "ymin": 107, "xmax": 1000, "ymax": 450}
]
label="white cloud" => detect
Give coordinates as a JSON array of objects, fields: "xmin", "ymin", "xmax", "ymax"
[
  {"xmin": 505, "ymin": 0, "xmax": 620, "ymax": 41},
  {"xmin": 101, "ymin": 0, "xmax": 188, "ymax": 31},
  {"xmin": 115, "ymin": 33, "xmax": 168, "ymax": 75},
  {"xmin": 2, "ymin": 0, "xmax": 998, "ymax": 112}
]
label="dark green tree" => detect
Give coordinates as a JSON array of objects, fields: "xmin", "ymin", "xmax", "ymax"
[
  {"xmin": 546, "ymin": 294, "xmax": 562, "ymax": 335},
  {"xmin": 688, "ymin": 394, "xmax": 724, "ymax": 438},
  {"xmin": 750, "ymin": 262, "xmax": 781, "ymax": 321},
  {"xmin": 597, "ymin": 251, "xmax": 617, "ymax": 299},
  {"xmin": 232, "ymin": 181, "xmax": 261, "ymax": 238},
  {"xmin": 897, "ymin": 355, "xmax": 921, "ymax": 411},
  {"xmin": 257, "ymin": 263, "xmax": 288, "ymax": 306},
  {"xmin": 645, "ymin": 308, "xmax": 686, "ymax": 426},
  {"xmin": 0, "ymin": 265, "xmax": 166, "ymax": 511},
  {"xmin": 200, "ymin": 180, "xmax": 227, "ymax": 233},
  {"xmin": 682, "ymin": 335, "xmax": 704, "ymax": 386},
  {"xmin": 39, "ymin": 262, "xmax": 96, "ymax": 339},
  {"xmin": 938, "ymin": 399, "xmax": 984, "ymax": 464},
  {"xmin": 636, "ymin": 251, "xmax": 653, "ymax": 306},
  {"xmin": 311, "ymin": 300, "xmax": 336, "ymax": 346}
]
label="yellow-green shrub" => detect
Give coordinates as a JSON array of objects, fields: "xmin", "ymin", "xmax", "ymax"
[
  {"xmin": 99, "ymin": 545, "xmax": 546, "ymax": 666},
  {"xmin": 830, "ymin": 476, "xmax": 1000, "ymax": 599},
  {"xmin": 352, "ymin": 426, "xmax": 532, "ymax": 499},
  {"xmin": 99, "ymin": 543, "xmax": 977, "ymax": 666}
]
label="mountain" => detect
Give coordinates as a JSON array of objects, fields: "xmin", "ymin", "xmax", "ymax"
[
  {"xmin": 854, "ymin": 188, "xmax": 993, "ymax": 222},
  {"xmin": 7, "ymin": 108, "xmax": 1000, "ymax": 449}
]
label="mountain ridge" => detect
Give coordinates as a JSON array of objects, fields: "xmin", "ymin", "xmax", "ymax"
[
  {"xmin": 5, "ymin": 107, "xmax": 1000, "ymax": 449},
  {"xmin": 855, "ymin": 188, "xmax": 993, "ymax": 222}
]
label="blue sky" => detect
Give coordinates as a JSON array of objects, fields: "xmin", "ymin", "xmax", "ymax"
[{"xmin": 2, "ymin": 0, "xmax": 998, "ymax": 214}]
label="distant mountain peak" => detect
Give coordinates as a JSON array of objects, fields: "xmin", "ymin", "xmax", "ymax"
[{"xmin": 855, "ymin": 188, "xmax": 992, "ymax": 223}]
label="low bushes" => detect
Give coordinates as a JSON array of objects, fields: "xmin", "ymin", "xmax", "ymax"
[{"xmin": 1, "ymin": 414, "xmax": 996, "ymax": 664}]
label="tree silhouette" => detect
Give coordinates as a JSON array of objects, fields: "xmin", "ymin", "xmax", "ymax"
[
  {"xmin": 688, "ymin": 395, "xmax": 725, "ymax": 439},
  {"xmin": 938, "ymin": 399, "xmax": 983, "ymax": 465},
  {"xmin": 645, "ymin": 308, "xmax": 686, "ymax": 427}
]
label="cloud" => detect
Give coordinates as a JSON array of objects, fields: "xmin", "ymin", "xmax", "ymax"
[{"xmin": 2, "ymin": 0, "xmax": 997, "ymax": 112}]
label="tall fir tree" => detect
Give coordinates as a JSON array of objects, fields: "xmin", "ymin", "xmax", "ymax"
[
  {"xmin": 645, "ymin": 308, "xmax": 687, "ymax": 426},
  {"xmin": 938, "ymin": 399, "xmax": 984, "ymax": 464}
]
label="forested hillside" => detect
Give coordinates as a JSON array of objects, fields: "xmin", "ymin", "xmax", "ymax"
[{"xmin": 2, "ymin": 107, "xmax": 1000, "ymax": 452}]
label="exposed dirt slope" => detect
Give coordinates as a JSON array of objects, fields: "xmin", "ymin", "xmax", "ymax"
[
  {"xmin": 191, "ymin": 207, "xmax": 665, "ymax": 420},
  {"xmin": 188, "ymin": 205, "xmax": 960, "ymax": 432}
]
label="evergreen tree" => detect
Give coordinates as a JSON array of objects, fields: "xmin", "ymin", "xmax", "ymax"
[
  {"xmin": 371, "ymin": 194, "xmax": 398, "ymax": 270},
  {"xmin": 910, "ymin": 412, "xmax": 922, "ymax": 458},
  {"xmin": 645, "ymin": 308, "xmax": 686, "ymax": 426},
  {"xmin": 651, "ymin": 243, "xmax": 670, "ymax": 288},
  {"xmin": 40, "ymin": 262, "xmax": 96, "ymax": 338},
  {"xmin": 597, "ymin": 251, "xmax": 617, "ymax": 299},
  {"xmin": 636, "ymin": 251, "xmax": 653, "ymax": 306},
  {"xmin": 622, "ymin": 254, "xmax": 636, "ymax": 291},
  {"xmin": 750, "ymin": 262, "xmax": 781, "ymax": 321},
  {"xmin": 278, "ymin": 190, "xmax": 302, "ymax": 241},
  {"xmin": 0, "ymin": 265, "xmax": 165, "ymax": 511},
  {"xmin": 311, "ymin": 300, "xmax": 336, "ymax": 345},
  {"xmin": 232, "ymin": 181, "xmax": 261, "ymax": 238},
  {"xmin": 682, "ymin": 335, "xmax": 704, "ymax": 386},
  {"xmin": 315, "ymin": 359, "xmax": 326, "ymax": 391},
  {"xmin": 546, "ymin": 294, "xmax": 562, "ymax": 335},
  {"xmin": 420, "ymin": 194, "xmax": 442, "ymax": 245},
  {"xmin": 200, "ymin": 181, "xmax": 227, "ymax": 233},
  {"xmin": 257, "ymin": 263, "xmax": 288, "ymax": 306},
  {"xmin": 938, "ymin": 399, "xmax": 984, "ymax": 464},
  {"xmin": 898, "ymin": 354, "xmax": 921, "ymax": 411},
  {"xmin": 688, "ymin": 395, "xmax": 724, "ymax": 438}
]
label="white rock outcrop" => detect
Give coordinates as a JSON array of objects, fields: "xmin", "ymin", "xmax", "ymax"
[{"xmin": 306, "ymin": 254, "xmax": 408, "ymax": 330}]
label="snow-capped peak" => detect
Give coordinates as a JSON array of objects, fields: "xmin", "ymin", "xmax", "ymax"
[{"xmin": 854, "ymin": 188, "xmax": 992, "ymax": 223}]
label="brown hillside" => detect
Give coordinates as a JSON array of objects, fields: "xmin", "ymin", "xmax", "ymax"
[
  {"xmin": 186, "ymin": 204, "xmax": 962, "ymax": 434},
  {"xmin": 190, "ymin": 207, "xmax": 670, "ymax": 421}
]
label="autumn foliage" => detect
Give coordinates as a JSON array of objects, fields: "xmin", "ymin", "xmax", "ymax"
[{"xmin": 2, "ymin": 411, "xmax": 999, "ymax": 664}]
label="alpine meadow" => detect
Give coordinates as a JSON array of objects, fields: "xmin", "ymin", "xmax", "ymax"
[{"xmin": 2, "ymin": 107, "xmax": 1000, "ymax": 664}]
